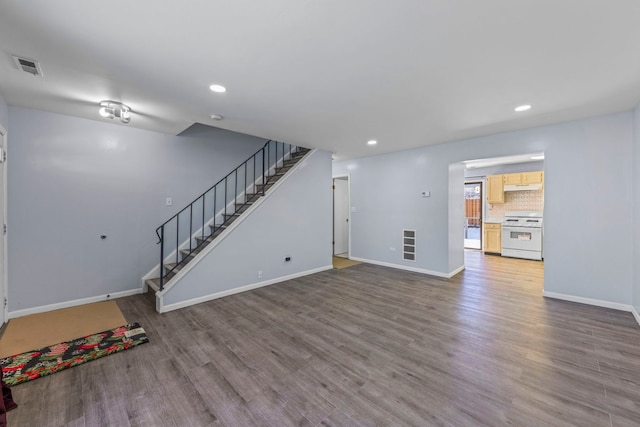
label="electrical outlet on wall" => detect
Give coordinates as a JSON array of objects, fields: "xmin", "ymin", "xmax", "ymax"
[
  {"xmin": 166, "ymin": 197, "xmax": 173, "ymax": 206},
  {"xmin": 257, "ymin": 270, "xmax": 262, "ymax": 279}
]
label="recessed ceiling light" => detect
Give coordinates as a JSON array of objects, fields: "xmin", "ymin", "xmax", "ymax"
[
  {"xmin": 209, "ymin": 84, "xmax": 227, "ymax": 93},
  {"xmin": 210, "ymin": 114, "xmax": 223, "ymax": 121},
  {"xmin": 367, "ymin": 140, "xmax": 377, "ymax": 146},
  {"xmin": 515, "ymin": 104, "xmax": 532, "ymax": 112}
]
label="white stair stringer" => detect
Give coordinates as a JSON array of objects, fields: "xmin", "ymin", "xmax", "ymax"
[
  {"xmin": 154, "ymin": 148, "xmax": 329, "ymax": 313},
  {"xmin": 140, "ymin": 148, "xmax": 302, "ymax": 293}
]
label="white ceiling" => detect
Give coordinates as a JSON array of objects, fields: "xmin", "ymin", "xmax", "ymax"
[{"xmin": 1, "ymin": 1, "xmax": 640, "ymax": 160}]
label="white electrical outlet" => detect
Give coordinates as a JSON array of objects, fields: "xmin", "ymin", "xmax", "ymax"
[
  {"xmin": 257, "ymin": 270, "xmax": 262, "ymax": 279},
  {"xmin": 166, "ymin": 197, "xmax": 173, "ymax": 206}
]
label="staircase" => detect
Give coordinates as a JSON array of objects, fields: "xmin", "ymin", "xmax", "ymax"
[{"xmin": 144, "ymin": 140, "xmax": 310, "ymax": 306}]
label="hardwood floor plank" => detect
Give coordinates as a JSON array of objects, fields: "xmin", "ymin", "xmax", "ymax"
[{"xmin": 7, "ymin": 251, "xmax": 640, "ymax": 426}]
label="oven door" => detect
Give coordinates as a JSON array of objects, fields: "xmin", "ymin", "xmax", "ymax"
[{"xmin": 501, "ymin": 226, "xmax": 542, "ymax": 251}]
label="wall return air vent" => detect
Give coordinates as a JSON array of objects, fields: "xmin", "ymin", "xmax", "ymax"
[
  {"xmin": 12, "ymin": 55, "xmax": 43, "ymax": 76},
  {"xmin": 403, "ymin": 229, "xmax": 416, "ymax": 262}
]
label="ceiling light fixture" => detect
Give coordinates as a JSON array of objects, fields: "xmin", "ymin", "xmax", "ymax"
[
  {"xmin": 367, "ymin": 139, "xmax": 377, "ymax": 146},
  {"xmin": 514, "ymin": 104, "xmax": 532, "ymax": 112},
  {"xmin": 209, "ymin": 84, "xmax": 227, "ymax": 93},
  {"xmin": 98, "ymin": 101, "xmax": 132, "ymax": 123},
  {"xmin": 210, "ymin": 114, "xmax": 223, "ymax": 121}
]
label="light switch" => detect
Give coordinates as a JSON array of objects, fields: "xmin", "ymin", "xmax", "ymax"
[{"xmin": 351, "ymin": 206, "xmax": 357, "ymax": 212}]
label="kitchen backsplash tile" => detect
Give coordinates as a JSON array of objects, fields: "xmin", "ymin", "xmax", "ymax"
[{"xmin": 489, "ymin": 189, "xmax": 544, "ymax": 218}]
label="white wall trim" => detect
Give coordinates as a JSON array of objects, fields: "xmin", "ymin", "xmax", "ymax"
[
  {"xmin": 7, "ymin": 288, "xmax": 143, "ymax": 319},
  {"xmin": 349, "ymin": 257, "xmax": 464, "ymax": 279},
  {"xmin": 158, "ymin": 149, "xmax": 317, "ymax": 297},
  {"xmin": 542, "ymin": 290, "xmax": 633, "ymax": 313},
  {"xmin": 449, "ymin": 265, "xmax": 465, "ymax": 277},
  {"xmin": 0, "ymin": 124, "xmax": 7, "ymax": 326},
  {"xmin": 332, "ymin": 173, "xmax": 351, "ymax": 258},
  {"xmin": 158, "ymin": 264, "xmax": 333, "ymax": 313},
  {"xmin": 631, "ymin": 306, "xmax": 640, "ymax": 326}
]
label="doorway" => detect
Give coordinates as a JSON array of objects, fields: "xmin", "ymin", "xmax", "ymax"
[
  {"xmin": 0, "ymin": 125, "xmax": 6, "ymax": 327},
  {"xmin": 464, "ymin": 181, "xmax": 482, "ymax": 250},
  {"xmin": 333, "ymin": 176, "xmax": 349, "ymax": 258}
]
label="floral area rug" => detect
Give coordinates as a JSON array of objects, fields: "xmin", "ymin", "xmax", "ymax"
[{"xmin": 0, "ymin": 323, "xmax": 149, "ymax": 386}]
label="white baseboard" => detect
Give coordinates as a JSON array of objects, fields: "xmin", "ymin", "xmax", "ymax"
[
  {"xmin": 349, "ymin": 257, "xmax": 464, "ymax": 279},
  {"xmin": 159, "ymin": 264, "xmax": 333, "ymax": 313},
  {"xmin": 632, "ymin": 306, "xmax": 640, "ymax": 327},
  {"xmin": 542, "ymin": 290, "xmax": 633, "ymax": 313},
  {"xmin": 8, "ymin": 288, "xmax": 143, "ymax": 319},
  {"xmin": 448, "ymin": 265, "xmax": 465, "ymax": 278}
]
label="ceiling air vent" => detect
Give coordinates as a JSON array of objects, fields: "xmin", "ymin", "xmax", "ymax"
[{"xmin": 12, "ymin": 55, "xmax": 43, "ymax": 76}]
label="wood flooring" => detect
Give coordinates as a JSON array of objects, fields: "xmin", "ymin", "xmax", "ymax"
[{"xmin": 7, "ymin": 251, "xmax": 640, "ymax": 426}]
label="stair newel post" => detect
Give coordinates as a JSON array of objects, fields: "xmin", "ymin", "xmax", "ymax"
[
  {"xmin": 244, "ymin": 160, "xmax": 247, "ymax": 205},
  {"xmin": 262, "ymin": 147, "xmax": 266, "ymax": 195},
  {"xmin": 235, "ymin": 168, "xmax": 238, "ymax": 211},
  {"xmin": 159, "ymin": 226, "xmax": 164, "ymax": 291},
  {"xmin": 253, "ymin": 155, "xmax": 256, "ymax": 201}
]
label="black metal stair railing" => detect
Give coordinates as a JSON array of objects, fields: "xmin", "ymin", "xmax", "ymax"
[{"xmin": 154, "ymin": 140, "xmax": 306, "ymax": 291}]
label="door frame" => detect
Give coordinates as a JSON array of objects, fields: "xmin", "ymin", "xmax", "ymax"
[
  {"xmin": 464, "ymin": 180, "xmax": 483, "ymax": 250},
  {"xmin": 332, "ymin": 174, "xmax": 351, "ymax": 258},
  {"xmin": 0, "ymin": 124, "xmax": 7, "ymax": 326}
]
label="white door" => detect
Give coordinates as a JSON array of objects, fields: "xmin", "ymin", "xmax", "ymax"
[
  {"xmin": 0, "ymin": 126, "xmax": 6, "ymax": 327},
  {"xmin": 333, "ymin": 178, "xmax": 349, "ymax": 256}
]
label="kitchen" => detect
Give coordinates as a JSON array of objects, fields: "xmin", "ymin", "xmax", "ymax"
[{"xmin": 464, "ymin": 154, "xmax": 544, "ymax": 261}]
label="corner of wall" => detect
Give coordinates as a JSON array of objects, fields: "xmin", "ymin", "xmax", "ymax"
[
  {"xmin": 633, "ymin": 103, "xmax": 640, "ymax": 317},
  {"xmin": 0, "ymin": 94, "xmax": 8, "ymax": 131}
]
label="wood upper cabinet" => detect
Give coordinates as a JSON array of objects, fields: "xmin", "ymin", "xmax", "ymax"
[
  {"xmin": 486, "ymin": 175, "xmax": 505, "ymax": 204},
  {"xmin": 503, "ymin": 173, "xmax": 522, "ymax": 185},
  {"xmin": 483, "ymin": 223, "xmax": 501, "ymax": 253},
  {"xmin": 503, "ymin": 171, "xmax": 544, "ymax": 185},
  {"xmin": 522, "ymin": 171, "xmax": 544, "ymax": 184}
]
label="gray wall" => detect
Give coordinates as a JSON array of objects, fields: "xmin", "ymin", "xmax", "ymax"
[
  {"xmin": 0, "ymin": 94, "xmax": 7, "ymax": 130},
  {"xmin": 464, "ymin": 161, "xmax": 544, "ymax": 179},
  {"xmin": 163, "ymin": 149, "xmax": 332, "ymax": 306},
  {"xmin": 7, "ymin": 107, "xmax": 265, "ymax": 312},
  {"xmin": 634, "ymin": 104, "xmax": 640, "ymax": 314},
  {"xmin": 334, "ymin": 111, "xmax": 634, "ymax": 305}
]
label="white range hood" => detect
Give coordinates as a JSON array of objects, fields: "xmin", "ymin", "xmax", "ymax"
[{"xmin": 504, "ymin": 183, "xmax": 543, "ymax": 192}]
